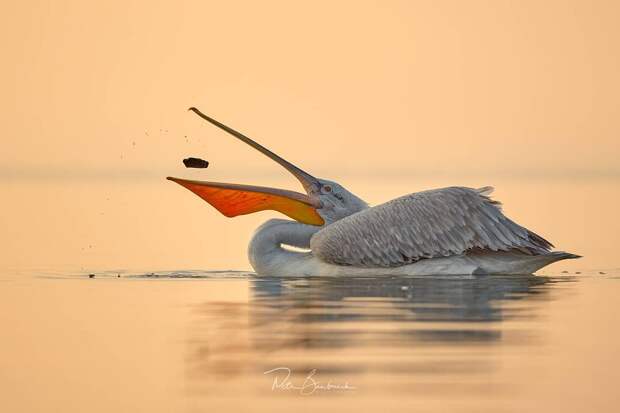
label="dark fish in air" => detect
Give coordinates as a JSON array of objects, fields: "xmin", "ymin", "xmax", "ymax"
[{"xmin": 183, "ymin": 157, "xmax": 209, "ymax": 169}]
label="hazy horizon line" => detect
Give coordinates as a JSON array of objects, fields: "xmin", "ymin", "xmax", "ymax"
[{"xmin": 1, "ymin": 164, "xmax": 619, "ymax": 183}]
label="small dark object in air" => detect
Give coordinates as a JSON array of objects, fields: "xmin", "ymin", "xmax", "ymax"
[
  {"xmin": 575, "ymin": 271, "xmax": 581, "ymax": 274},
  {"xmin": 561, "ymin": 270, "xmax": 569, "ymax": 274},
  {"xmin": 183, "ymin": 157, "xmax": 209, "ymax": 169},
  {"xmin": 89, "ymin": 273, "xmax": 95, "ymax": 278},
  {"xmin": 599, "ymin": 271, "xmax": 606, "ymax": 275}
]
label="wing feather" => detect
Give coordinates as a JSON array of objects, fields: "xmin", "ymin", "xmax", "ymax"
[{"xmin": 310, "ymin": 186, "xmax": 553, "ymax": 267}]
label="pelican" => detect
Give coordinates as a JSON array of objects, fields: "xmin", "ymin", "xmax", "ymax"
[{"xmin": 168, "ymin": 107, "xmax": 579, "ymax": 276}]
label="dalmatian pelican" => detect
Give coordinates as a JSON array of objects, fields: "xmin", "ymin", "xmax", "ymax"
[{"xmin": 168, "ymin": 107, "xmax": 579, "ymax": 276}]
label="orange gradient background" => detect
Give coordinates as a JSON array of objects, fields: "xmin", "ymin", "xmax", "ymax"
[{"xmin": 1, "ymin": 0, "xmax": 619, "ymax": 272}]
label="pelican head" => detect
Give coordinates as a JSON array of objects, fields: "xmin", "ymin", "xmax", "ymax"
[
  {"xmin": 167, "ymin": 108, "xmax": 367, "ymax": 227},
  {"xmin": 309, "ymin": 178, "xmax": 367, "ymax": 224}
]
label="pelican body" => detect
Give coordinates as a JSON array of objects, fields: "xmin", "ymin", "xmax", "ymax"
[{"xmin": 169, "ymin": 108, "xmax": 579, "ymax": 276}]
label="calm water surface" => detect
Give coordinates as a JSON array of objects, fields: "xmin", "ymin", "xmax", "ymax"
[{"xmin": 1, "ymin": 270, "xmax": 619, "ymax": 413}]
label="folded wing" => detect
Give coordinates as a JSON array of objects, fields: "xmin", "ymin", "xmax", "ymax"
[{"xmin": 310, "ymin": 186, "xmax": 553, "ymax": 267}]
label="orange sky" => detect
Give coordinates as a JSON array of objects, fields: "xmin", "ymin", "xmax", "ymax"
[
  {"xmin": 1, "ymin": 0, "xmax": 619, "ymax": 181},
  {"xmin": 1, "ymin": 1, "xmax": 619, "ymax": 272}
]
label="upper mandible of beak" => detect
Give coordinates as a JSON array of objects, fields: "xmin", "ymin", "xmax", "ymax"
[{"xmin": 188, "ymin": 107, "xmax": 322, "ymax": 197}]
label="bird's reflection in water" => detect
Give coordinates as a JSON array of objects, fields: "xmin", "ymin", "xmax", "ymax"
[{"xmin": 187, "ymin": 274, "xmax": 574, "ymax": 394}]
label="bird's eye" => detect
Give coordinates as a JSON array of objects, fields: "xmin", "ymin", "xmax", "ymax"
[{"xmin": 323, "ymin": 185, "xmax": 332, "ymax": 193}]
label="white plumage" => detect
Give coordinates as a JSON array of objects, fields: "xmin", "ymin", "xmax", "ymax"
[{"xmin": 311, "ymin": 186, "xmax": 552, "ymax": 267}]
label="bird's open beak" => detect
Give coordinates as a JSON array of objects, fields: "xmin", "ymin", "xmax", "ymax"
[{"xmin": 167, "ymin": 107, "xmax": 324, "ymax": 226}]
